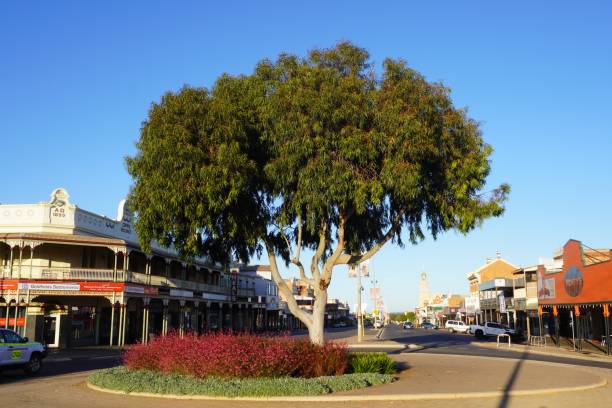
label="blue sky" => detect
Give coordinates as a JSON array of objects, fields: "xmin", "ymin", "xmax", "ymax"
[{"xmin": 1, "ymin": 1, "xmax": 611, "ymax": 312}]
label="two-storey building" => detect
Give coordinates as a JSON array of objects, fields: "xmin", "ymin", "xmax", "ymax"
[{"xmin": 0, "ymin": 188, "xmax": 263, "ymax": 348}]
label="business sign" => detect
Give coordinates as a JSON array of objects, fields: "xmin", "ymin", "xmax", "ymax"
[
  {"xmin": 170, "ymin": 289, "xmax": 193, "ymax": 298},
  {"xmin": 498, "ymin": 292, "xmax": 506, "ymax": 313},
  {"xmin": 19, "ymin": 282, "xmax": 80, "ymax": 291},
  {"xmin": 81, "ymin": 282, "xmax": 124, "ymax": 292},
  {"xmin": 0, "ymin": 281, "xmax": 18, "ymax": 291}
]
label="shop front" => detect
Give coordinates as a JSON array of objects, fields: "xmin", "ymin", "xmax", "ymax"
[{"xmin": 537, "ymin": 239, "xmax": 612, "ymax": 354}]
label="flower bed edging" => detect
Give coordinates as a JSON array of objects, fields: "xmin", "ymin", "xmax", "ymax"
[{"xmin": 88, "ymin": 367, "xmax": 395, "ymax": 398}]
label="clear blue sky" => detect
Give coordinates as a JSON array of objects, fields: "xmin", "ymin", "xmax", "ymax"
[{"xmin": 2, "ymin": 1, "xmax": 611, "ymax": 312}]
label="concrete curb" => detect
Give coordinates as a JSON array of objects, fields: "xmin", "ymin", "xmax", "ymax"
[
  {"xmin": 470, "ymin": 341, "xmax": 612, "ymax": 363},
  {"xmin": 86, "ymin": 377, "xmax": 607, "ymax": 401},
  {"xmin": 347, "ymin": 343, "xmax": 407, "ymax": 349}
]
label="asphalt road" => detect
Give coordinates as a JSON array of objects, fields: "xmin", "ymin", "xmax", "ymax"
[
  {"xmin": 381, "ymin": 323, "xmax": 612, "ymax": 370},
  {"xmin": 2, "ymin": 324, "xmax": 610, "ymax": 385}
]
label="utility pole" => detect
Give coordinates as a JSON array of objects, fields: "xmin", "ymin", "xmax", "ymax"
[{"xmin": 357, "ymin": 269, "xmax": 363, "ymax": 342}]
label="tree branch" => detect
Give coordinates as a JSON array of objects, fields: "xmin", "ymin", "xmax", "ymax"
[
  {"xmin": 310, "ymin": 220, "xmax": 327, "ymax": 283},
  {"xmin": 335, "ymin": 209, "xmax": 405, "ymax": 265},
  {"xmin": 321, "ymin": 211, "xmax": 350, "ymax": 287},
  {"xmin": 264, "ymin": 238, "xmax": 312, "ymax": 325}
]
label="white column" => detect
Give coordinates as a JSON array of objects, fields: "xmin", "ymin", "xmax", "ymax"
[
  {"xmin": 109, "ymin": 294, "xmax": 116, "ymax": 347},
  {"xmin": 29, "ymin": 246, "xmax": 34, "ymax": 278}
]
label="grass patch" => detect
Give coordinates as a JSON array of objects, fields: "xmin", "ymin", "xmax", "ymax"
[
  {"xmin": 348, "ymin": 352, "xmax": 396, "ymax": 374},
  {"xmin": 89, "ymin": 367, "xmax": 395, "ymax": 397}
]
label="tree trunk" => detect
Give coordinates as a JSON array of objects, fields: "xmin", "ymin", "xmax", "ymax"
[{"xmin": 308, "ymin": 289, "xmax": 328, "ymax": 346}]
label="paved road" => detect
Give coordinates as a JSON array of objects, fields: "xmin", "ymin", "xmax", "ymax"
[
  {"xmin": 1, "ymin": 326, "xmax": 611, "ymax": 408},
  {"xmin": 380, "ymin": 323, "xmax": 612, "ymax": 370}
]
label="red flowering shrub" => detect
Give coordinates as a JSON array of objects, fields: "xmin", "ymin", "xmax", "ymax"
[{"xmin": 123, "ymin": 332, "xmax": 348, "ymax": 378}]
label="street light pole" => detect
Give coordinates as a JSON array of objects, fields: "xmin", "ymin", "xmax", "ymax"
[{"xmin": 357, "ymin": 269, "xmax": 362, "ymax": 342}]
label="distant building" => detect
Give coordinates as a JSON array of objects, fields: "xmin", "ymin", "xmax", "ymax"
[{"xmin": 466, "ymin": 252, "xmax": 518, "ymax": 324}]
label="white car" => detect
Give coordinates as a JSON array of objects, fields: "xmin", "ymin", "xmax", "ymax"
[
  {"xmin": 444, "ymin": 320, "xmax": 470, "ymax": 333},
  {"xmin": 470, "ymin": 322, "xmax": 516, "ymax": 339},
  {"xmin": 0, "ymin": 329, "xmax": 47, "ymax": 375},
  {"xmin": 373, "ymin": 320, "xmax": 384, "ymax": 329}
]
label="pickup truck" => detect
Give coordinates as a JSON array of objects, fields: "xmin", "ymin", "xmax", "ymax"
[{"xmin": 470, "ymin": 322, "xmax": 516, "ymax": 339}]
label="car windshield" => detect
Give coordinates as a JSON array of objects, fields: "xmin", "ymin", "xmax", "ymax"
[{"xmin": 0, "ymin": 329, "xmax": 23, "ymax": 343}]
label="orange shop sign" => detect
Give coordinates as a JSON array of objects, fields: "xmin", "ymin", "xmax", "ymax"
[{"xmin": 0, "ymin": 317, "xmax": 25, "ymax": 327}]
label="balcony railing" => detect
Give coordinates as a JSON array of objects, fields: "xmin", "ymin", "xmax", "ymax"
[
  {"xmin": 0, "ymin": 266, "xmax": 229, "ymax": 295},
  {"xmin": 480, "ymin": 297, "xmax": 514, "ymax": 310},
  {"xmin": 237, "ymin": 288, "xmax": 255, "ymax": 297}
]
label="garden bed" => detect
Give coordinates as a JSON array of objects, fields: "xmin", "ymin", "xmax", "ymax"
[
  {"xmin": 89, "ymin": 366, "xmax": 394, "ymax": 397},
  {"xmin": 88, "ymin": 333, "xmax": 397, "ymax": 397}
]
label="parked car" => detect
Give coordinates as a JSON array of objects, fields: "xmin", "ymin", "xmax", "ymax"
[
  {"xmin": 403, "ymin": 321, "xmax": 414, "ymax": 329},
  {"xmin": 0, "ymin": 329, "xmax": 47, "ymax": 375},
  {"xmin": 470, "ymin": 322, "xmax": 516, "ymax": 339},
  {"xmin": 444, "ymin": 320, "xmax": 470, "ymax": 333},
  {"xmin": 420, "ymin": 322, "xmax": 438, "ymax": 330},
  {"xmin": 373, "ymin": 320, "xmax": 384, "ymax": 329},
  {"xmin": 332, "ymin": 321, "xmax": 347, "ymax": 328}
]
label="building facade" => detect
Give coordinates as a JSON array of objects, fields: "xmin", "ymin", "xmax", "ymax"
[
  {"xmin": 537, "ymin": 239, "xmax": 612, "ymax": 354},
  {"xmin": 0, "ymin": 188, "xmax": 265, "ymax": 348}
]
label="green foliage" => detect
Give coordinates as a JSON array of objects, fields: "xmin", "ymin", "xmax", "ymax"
[
  {"xmin": 348, "ymin": 352, "xmax": 396, "ymax": 374},
  {"xmin": 89, "ymin": 367, "xmax": 394, "ymax": 397},
  {"xmin": 127, "ymin": 40, "xmax": 509, "ymax": 270},
  {"xmin": 389, "ymin": 311, "xmax": 417, "ymax": 322}
]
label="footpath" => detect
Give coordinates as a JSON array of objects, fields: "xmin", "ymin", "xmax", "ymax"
[{"xmin": 473, "ymin": 339, "xmax": 612, "ymax": 363}]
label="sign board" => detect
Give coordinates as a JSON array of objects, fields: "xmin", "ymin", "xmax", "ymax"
[
  {"xmin": 464, "ymin": 295, "xmax": 480, "ymax": 313},
  {"xmin": 498, "ymin": 292, "xmax": 506, "ymax": 313},
  {"xmin": 494, "ymin": 279, "xmax": 506, "ymax": 287},
  {"xmin": 369, "ymin": 287, "xmax": 380, "ymax": 300}
]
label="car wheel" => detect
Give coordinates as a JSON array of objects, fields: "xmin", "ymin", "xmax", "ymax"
[
  {"xmin": 450, "ymin": 329, "xmax": 455, "ymax": 333},
  {"xmin": 475, "ymin": 330, "xmax": 484, "ymax": 339},
  {"xmin": 24, "ymin": 353, "xmax": 42, "ymax": 375}
]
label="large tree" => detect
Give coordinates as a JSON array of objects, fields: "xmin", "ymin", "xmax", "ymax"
[{"xmin": 127, "ymin": 42, "xmax": 509, "ymax": 345}]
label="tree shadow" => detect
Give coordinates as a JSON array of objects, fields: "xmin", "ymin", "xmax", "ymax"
[{"xmin": 497, "ymin": 349, "xmax": 530, "ymax": 408}]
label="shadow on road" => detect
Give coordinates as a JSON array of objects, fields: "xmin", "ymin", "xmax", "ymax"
[
  {"xmin": 497, "ymin": 349, "xmax": 530, "ymax": 408},
  {"xmin": 0, "ymin": 348, "xmax": 122, "ymax": 386}
]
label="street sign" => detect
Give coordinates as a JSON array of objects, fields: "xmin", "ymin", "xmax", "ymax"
[{"xmin": 373, "ymin": 309, "xmax": 379, "ymax": 316}]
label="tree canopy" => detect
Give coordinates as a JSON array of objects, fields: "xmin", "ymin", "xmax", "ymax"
[{"xmin": 127, "ymin": 42, "xmax": 509, "ymax": 343}]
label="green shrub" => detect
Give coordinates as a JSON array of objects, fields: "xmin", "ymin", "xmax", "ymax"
[
  {"xmin": 88, "ymin": 367, "xmax": 394, "ymax": 397},
  {"xmin": 348, "ymin": 352, "xmax": 396, "ymax": 374}
]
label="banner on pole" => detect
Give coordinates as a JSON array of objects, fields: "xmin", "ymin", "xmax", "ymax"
[{"xmin": 348, "ymin": 260, "xmax": 370, "ymax": 278}]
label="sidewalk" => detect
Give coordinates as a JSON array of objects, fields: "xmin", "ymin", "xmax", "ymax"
[{"xmin": 473, "ymin": 340, "xmax": 612, "ymax": 363}]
